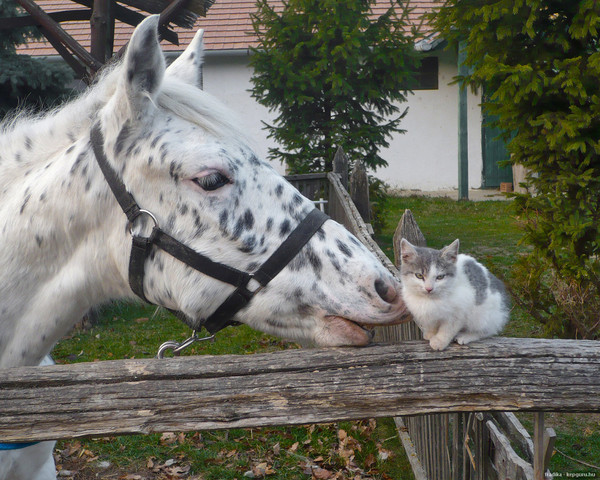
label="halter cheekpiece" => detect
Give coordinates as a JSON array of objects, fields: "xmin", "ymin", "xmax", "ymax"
[{"xmin": 90, "ymin": 123, "xmax": 329, "ymax": 336}]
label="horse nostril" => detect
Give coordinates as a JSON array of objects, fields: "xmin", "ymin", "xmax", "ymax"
[{"xmin": 375, "ymin": 278, "xmax": 398, "ymax": 304}]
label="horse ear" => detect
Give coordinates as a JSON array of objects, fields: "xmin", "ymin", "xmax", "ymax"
[
  {"xmin": 166, "ymin": 28, "xmax": 204, "ymax": 88},
  {"xmin": 122, "ymin": 15, "xmax": 165, "ymax": 114}
]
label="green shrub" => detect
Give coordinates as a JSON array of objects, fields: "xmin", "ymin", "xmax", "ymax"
[{"xmin": 434, "ymin": 0, "xmax": 600, "ymax": 338}]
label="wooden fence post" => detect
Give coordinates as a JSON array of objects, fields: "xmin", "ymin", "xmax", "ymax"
[
  {"xmin": 350, "ymin": 160, "xmax": 370, "ymax": 224},
  {"xmin": 333, "ymin": 146, "xmax": 349, "ymax": 190},
  {"xmin": 393, "ymin": 208, "xmax": 427, "ymax": 261}
]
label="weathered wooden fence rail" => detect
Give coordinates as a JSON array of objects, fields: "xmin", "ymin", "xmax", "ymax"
[
  {"xmin": 1, "ymin": 338, "xmax": 600, "ymax": 443},
  {"xmin": 1, "ymin": 156, "xmax": 597, "ymax": 480}
]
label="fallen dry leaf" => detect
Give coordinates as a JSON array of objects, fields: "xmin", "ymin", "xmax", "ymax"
[{"xmin": 312, "ymin": 466, "xmax": 334, "ymax": 479}]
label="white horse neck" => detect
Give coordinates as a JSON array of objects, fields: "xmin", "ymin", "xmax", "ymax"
[{"xmin": 0, "ymin": 83, "xmax": 130, "ymax": 368}]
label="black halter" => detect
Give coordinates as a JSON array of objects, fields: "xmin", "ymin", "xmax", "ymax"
[{"xmin": 90, "ymin": 123, "xmax": 329, "ymax": 334}]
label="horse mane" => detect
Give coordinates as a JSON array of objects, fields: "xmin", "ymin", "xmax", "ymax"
[
  {"xmin": 0, "ymin": 60, "xmax": 248, "ymax": 151},
  {"xmin": 157, "ymin": 78, "xmax": 248, "ymax": 145}
]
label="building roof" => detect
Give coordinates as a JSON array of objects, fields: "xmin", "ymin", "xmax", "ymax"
[{"xmin": 17, "ymin": 0, "xmax": 437, "ymax": 57}]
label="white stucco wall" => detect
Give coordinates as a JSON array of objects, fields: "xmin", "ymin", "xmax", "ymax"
[
  {"xmin": 376, "ymin": 49, "xmax": 483, "ymax": 190},
  {"xmin": 203, "ymin": 49, "xmax": 484, "ymax": 190}
]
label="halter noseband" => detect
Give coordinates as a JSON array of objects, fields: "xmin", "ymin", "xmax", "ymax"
[{"xmin": 90, "ymin": 123, "xmax": 329, "ymax": 335}]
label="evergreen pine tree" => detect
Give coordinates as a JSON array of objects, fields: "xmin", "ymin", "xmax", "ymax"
[
  {"xmin": 0, "ymin": 1, "xmax": 74, "ymax": 117},
  {"xmin": 249, "ymin": 0, "xmax": 419, "ymax": 174},
  {"xmin": 434, "ymin": 1, "xmax": 600, "ymax": 338}
]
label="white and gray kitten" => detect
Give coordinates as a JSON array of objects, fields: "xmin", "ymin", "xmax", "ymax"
[{"xmin": 400, "ymin": 238, "xmax": 509, "ymax": 351}]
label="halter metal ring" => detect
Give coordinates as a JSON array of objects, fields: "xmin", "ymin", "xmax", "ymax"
[{"xmin": 129, "ymin": 209, "xmax": 159, "ymax": 237}]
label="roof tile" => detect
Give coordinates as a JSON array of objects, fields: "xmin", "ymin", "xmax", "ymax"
[{"xmin": 18, "ymin": 0, "xmax": 436, "ymax": 57}]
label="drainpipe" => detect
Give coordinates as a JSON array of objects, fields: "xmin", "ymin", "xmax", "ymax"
[{"xmin": 458, "ymin": 40, "xmax": 469, "ymax": 201}]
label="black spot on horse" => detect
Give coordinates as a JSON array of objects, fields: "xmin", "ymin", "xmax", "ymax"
[
  {"xmin": 24, "ymin": 136, "xmax": 32, "ymax": 150},
  {"xmin": 292, "ymin": 193, "xmax": 303, "ymax": 206},
  {"xmin": 336, "ymin": 239, "xmax": 353, "ymax": 258},
  {"xmin": 275, "ymin": 184, "xmax": 284, "ymax": 198},
  {"xmin": 19, "ymin": 193, "xmax": 31, "ymax": 215},
  {"xmin": 159, "ymin": 143, "xmax": 168, "ymax": 164},
  {"xmin": 248, "ymin": 154, "xmax": 261, "ymax": 166},
  {"xmin": 306, "ymin": 246, "xmax": 322, "ymax": 275},
  {"xmin": 232, "ymin": 218, "xmax": 244, "ymax": 240},
  {"xmin": 247, "ymin": 261, "xmax": 260, "ymax": 271},
  {"xmin": 292, "ymin": 288, "xmax": 304, "ymax": 300},
  {"xmin": 279, "ymin": 219, "xmax": 291, "ymax": 237},
  {"xmin": 70, "ymin": 152, "xmax": 86, "ymax": 175},
  {"xmin": 348, "ymin": 235, "xmax": 362, "ymax": 247},
  {"xmin": 179, "ymin": 203, "xmax": 189, "ymax": 216},
  {"xmin": 115, "ymin": 123, "xmax": 132, "ymax": 156},
  {"xmin": 150, "ymin": 133, "xmax": 163, "ymax": 149},
  {"xmin": 219, "ymin": 210, "xmax": 229, "ymax": 233},
  {"xmin": 266, "ymin": 218, "xmax": 274, "ymax": 232},
  {"xmin": 35, "ymin": 235, "xmax": 43, "ymax": 247},
  {"xmin": 289, "ymin": 253, "xmax": 307, "ymax": 271},
  {"xmin": 242, "ymin": 209, "xmax": 254, "ymax": 230},
  {"xmin": 169, "ymin": 161, "xmax": 180, "ymax": 183},
  {"xmin": 239, "ymin": 235, "xmax": 257, "ymax": 253},
  {"xmin": 325, "ymin": 249, "xmax": 342, "ymax": 272}
]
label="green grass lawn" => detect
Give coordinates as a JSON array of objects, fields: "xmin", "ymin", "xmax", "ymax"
[{"xmin": 50, "ymin": 195, "xmax": 600, "ymax": 479}]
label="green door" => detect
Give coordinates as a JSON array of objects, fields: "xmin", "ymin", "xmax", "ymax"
[{"xmin": 481, "ymin": 110, "xmax": 513, "ymax": 188}]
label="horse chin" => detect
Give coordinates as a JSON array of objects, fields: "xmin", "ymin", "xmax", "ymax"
[{"xmin": 311, "ymin": 310, "xmax": 413, "ymax": 347}]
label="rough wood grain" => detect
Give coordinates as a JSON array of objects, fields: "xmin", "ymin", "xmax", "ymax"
[
  {"xmin": 393, "ymin": 208, "xmax": 427, "ymax": 264},
  {"xmin": 349, "ymin": 161, "xmax": 370, "ymax": 223},
  {"xmin": 487, "ymin": 420, "xmax": 533, "ymax": 480},
  {"xmin": 1, "ymin": 338, "xmax": 599, "ymax": 442}
]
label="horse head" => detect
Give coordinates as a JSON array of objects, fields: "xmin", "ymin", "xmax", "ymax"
[{"xmin": 83, "ymin": 17, "xmax": 408, "ymax": 347}]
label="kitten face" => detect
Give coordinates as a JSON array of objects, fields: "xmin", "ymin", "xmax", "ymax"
[{"xmin": 400, "ymin": 239, "xmax": 459, "ymax": 297}]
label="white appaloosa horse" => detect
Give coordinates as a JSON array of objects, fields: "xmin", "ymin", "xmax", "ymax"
[{"xmin": 0, "ymin": 16, "xmax": 407, "ymax": 479}]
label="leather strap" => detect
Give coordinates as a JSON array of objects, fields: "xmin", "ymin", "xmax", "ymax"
[
  {"xmin": 91, "ymin": 122, "xmax": 330, "ymax": 335},
  {"xmin": 202, "ymin": 209, "xmax": 328, "ymax": 333}
]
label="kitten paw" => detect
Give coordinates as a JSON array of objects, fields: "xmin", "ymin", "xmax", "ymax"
[
  {"xmin": 456, "ymin": 334, "xmax": 479, "ymax": 345},
  {"xmin": 429, "ymin": 337, "xmax": 451, "ymax": 351}
]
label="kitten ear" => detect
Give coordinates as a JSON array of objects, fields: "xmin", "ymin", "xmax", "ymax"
[
  {"xmin": 441, "ymin": 239, "xmax": 460, "ymax": 262},
  {"xmin": 400, "ymin": 238, "xmax": 417, "ymax": 263}
]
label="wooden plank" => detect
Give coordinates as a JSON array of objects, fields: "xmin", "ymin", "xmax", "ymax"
[
  {"xmin": 543, "ymin": 427, "xmax": 556, "ymax": 475},
  {"xmin": 349, "ymin": 161, "xmax": 370, "ymax": 223},
  {"xmin": 0, "ymin": 9, "xmax": 91, "ymax": 29},
  {"xmin": 451, "ymin": 413, "xmax": 461, "ymax": 480},
  {"xmin": 395, "ymin": 417, "xmax": 428, "ymax": 480},
  {"xmin": 333, "ymin": 146, "xmax": 349, "ymax": 189},
  {"xmin": 15, "ymin": 0, "xmax": 103, "ymax": 73},
  {"xmin": 533, "ymin": 413, "xmax": 545, "ymax": 480},
  {"xmin": 1, "ymin": 338, "xmax": 600, "ymax": 442},
  {"xmin": 491, "ymin": 412, "xmax": 534, "ymax": 462},
  {"xmin": 487, "ymin": 420, "xmax": 533, "ymax": 480}
]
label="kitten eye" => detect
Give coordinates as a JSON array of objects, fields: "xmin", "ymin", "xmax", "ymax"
[
  {"xmin": 415, "ymin": 273, "xmax": 424, "ymax": 280},
  {"xmin": 436, "ymin": 274, "xmax": 446, "ymax": 280},
  {"xmin": 192, "ymin": 171, "xmax": 231, "ymax": 191}
]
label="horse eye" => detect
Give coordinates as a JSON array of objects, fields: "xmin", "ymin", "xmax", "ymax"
[{"xmin": 193, "ymin": 172, "xmax": 230, "ymax": 191}]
